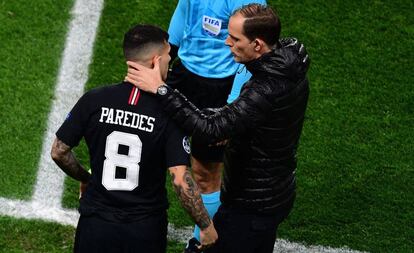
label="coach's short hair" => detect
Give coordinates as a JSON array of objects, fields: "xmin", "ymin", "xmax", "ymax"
[
  {"xmin": 234, "ymin": 4, "xmax": 281, "ymax": 47},
  {"xmin": 123, "ymin": 24, "xmax": 169, "ymax": 61}
]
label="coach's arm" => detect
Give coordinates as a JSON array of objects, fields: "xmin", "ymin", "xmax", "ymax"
[
  {"xmin": 51, "ymin": 137, "xmax": 90, "ymax": 187},
  {"xmin": 168, "ymin": 165, "xmax": 217, "ymax": 250}
]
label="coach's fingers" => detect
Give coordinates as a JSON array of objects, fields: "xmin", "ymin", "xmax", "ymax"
[
  {"xmin": 127, "ymin": 65, "xmax": 140, "ymax": 76},
  {"xmin": 126, "ymin": 61, "xmax": 146, "ymax": 71},
  {"xmin": 125, "ymin": 75, "xmax": 141, "ymax": 86},
  {"xmin": 126, "ymin": 65, "xmax": 145, "ymax": 85}
]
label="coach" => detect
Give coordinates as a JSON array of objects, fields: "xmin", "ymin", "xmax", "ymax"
[{"xmin": 126, "ymin": 4, "xmax": 310, "ymax": 253}]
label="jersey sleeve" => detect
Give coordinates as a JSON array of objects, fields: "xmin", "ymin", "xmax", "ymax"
[
  {"xmin": 164, "ymin": 120, "xmax": 191, "ymax": 168},
  {"xmin": 56, "ymin": 92, "xmax": 90, "ymax": 147},
  {"xmin": 168, "ymin": 0, "xmax": 186, "ymax": 47}
]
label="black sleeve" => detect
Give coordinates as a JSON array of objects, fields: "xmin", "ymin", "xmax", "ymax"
[
  {"xmin": 56, "ymin": 92, "xmax": 90, "ymax": 147},
  {"xmin": 158, "ymin": 83, "xmax": 272, "ymax": 144},
  {"xmin": 164, "ymin": 120, "xmax": 191, "ymax": 168}
]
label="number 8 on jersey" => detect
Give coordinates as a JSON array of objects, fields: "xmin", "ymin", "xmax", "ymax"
[{"xmin": 102, "ymin": 131, "xmax": 142, "ymax": 191}]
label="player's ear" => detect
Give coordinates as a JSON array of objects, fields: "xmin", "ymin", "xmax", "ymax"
[{"xmin": 150, "ymin": 55, "xmax": 160, "ymax": 68}]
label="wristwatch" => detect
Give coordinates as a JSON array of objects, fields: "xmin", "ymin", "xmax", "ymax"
[{"xmin": 156, "ymin": 84, "xmax": 169, "ymax": 96}]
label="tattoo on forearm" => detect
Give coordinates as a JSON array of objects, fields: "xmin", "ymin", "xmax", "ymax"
[
  {"xmin": 172, "ymin": 169, "xmax": 211, "ymax": 229},
  {"xmin": 52, "ymin": 138, "xmax": 89, "ymax": 183}
]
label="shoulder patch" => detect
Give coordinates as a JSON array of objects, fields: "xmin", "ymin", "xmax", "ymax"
[{"xmin": 182, "ymin": 136, "xmax": 191, "ymax": 154}]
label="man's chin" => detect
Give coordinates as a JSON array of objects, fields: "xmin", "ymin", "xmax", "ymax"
[
  {"xmin": 232, "ymin": 55, "xmax": 242, "ymax": 63},
  {"xmin": 233, "ymin": 57, "xmax": 246, "ymax": 64}
]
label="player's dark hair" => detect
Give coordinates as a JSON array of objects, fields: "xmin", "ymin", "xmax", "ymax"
[
  {"xmin": 123, "ymin": 24, "xmax": 169, "ymax": 61},
  {"xmin": 234, "ymin": 4, "xmax": 281, "ymax": 47}
]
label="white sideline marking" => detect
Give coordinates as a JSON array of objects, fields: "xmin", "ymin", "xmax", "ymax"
[
  {"xmin": 0, "ymin": 0, "xmax": 104, "ymax": 224},
  {"xmin": 0, "ymin": 197, "xmax": 78, "ymax": 226},
  {"xmin": 0, "ymin": 0, "xmax": 367, "ymax": 252},
  {"xmin": 32, "ymin": 0, "xmax": 105, "ymax": 207}
]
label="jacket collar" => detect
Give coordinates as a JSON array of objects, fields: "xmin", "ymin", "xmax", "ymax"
[{"xmin": 245, "ymin": 38, "xmax": 310, "ymax": 82}]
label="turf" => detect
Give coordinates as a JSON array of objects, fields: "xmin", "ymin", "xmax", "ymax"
[
  {"xmin": 1, "ymin": 0, "xmax": 413, "ymax": 252},
  {"xmin": 271, "ymin": 1, "xmax": 414, "ymax": 252},
  {"xmin": 0, "ymin": 216, "xmax": 74, "ymax": 253},
  {"xmin": 0, "ymin": 0, "xmax": 73, "ymax": 199}
]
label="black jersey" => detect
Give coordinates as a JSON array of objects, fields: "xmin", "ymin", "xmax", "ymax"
[{"xmin": 56, "ymin": 82, "xmax": 190, "ymax": 221}]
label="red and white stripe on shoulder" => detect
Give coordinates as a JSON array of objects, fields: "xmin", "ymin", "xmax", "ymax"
[{"xmin": 128, "ymin": 86, "xmax": 141, "ymax": 105}]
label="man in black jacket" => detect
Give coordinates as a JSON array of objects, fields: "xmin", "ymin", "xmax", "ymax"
[{"xmin": 126, "ymin": 4, "xmax": 310, "ymax": 253}]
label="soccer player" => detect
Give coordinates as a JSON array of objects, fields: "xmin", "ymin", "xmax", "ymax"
[
  {"xmin": 51, "ymin": 24, "xmax": 217, "ymax": 253},
  {"xmin": 126, "ymin": 4, "xmax": 310, "ymax": 253},
  {"xmin": 167, "ymin": 0, "xmax": 266, "ymax": 244}
]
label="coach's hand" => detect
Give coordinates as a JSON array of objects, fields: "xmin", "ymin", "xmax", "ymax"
[
  {"xmin": 126, "ymin": 57, "xmax": 163, "ymax": 94},
  {"xmin": 199, "ymin": 221, "xmax": 218, "ymax": 250}
]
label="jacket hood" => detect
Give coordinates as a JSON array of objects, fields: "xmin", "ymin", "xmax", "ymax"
[{"xmin": 245, "ymin": 38, "xmax": 310, "ymax": 82}]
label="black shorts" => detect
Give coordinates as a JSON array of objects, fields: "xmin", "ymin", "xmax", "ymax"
[
  {"xmin": 167, "ymin": 60, "xmax": 234, "ymax": 162},
  {"xmin": 74, "ymin": 212, "xmax": 167, "ymax": 253}
]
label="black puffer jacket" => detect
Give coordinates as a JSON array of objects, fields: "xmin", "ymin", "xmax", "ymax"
[{"xmin": 160, "ymin": 38, "xmax": 310, "ymax": 214}]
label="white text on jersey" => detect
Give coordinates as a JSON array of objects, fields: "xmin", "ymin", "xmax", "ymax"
[{"xmin": 99, "ymin": 107, "xmax": 154, "ymax": 132}]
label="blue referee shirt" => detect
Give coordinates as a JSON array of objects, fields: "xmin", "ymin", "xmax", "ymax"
[
  {"xmin": 227, "ymin": 64, "xmax": 252, "ymax": 103},
  {"xmin": 168, "ymin": 0, "xmax": 266, "ymax": 78}
]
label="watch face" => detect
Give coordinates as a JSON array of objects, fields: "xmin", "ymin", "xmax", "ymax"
[{"xmin": 158, "ymin": 86, "xmax": 168, "ymax": 95}]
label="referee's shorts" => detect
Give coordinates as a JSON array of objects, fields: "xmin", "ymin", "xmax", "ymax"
[{"xmin": 167, "ymin": 60, "xmax": 234, "ymax": 162}]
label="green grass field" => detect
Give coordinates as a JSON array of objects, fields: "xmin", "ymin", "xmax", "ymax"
[{"xmin": 0, "ymin": 0, "xmax": 413, "ymax": 252}]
